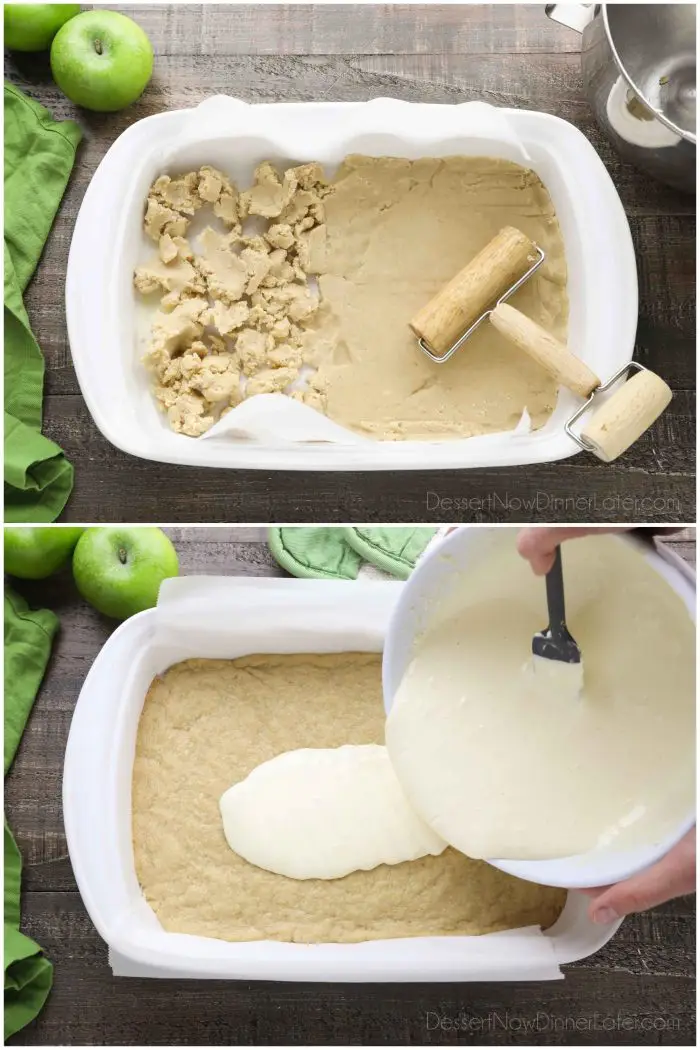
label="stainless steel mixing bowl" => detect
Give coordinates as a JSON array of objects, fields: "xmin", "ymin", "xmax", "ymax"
[{"xmin": 546, "ymin": 3, "xmax": 696, "ymax": 193}]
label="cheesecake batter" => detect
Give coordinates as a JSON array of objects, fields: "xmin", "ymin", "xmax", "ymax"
[
  {"xmin": 386, "ymin": 532, "xmax": 695, "ymax": 861},
  {"xmin": 132, "ymin": 653, "xmax": 565, "ymax": 942},
  {"xmin": 219, "ymin": 744, "xmax": 447, "ymax": 880}
]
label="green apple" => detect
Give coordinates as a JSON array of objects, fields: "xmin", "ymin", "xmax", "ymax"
[
  {"xmin": 72, "ymin": 527, "xmax": 178, "ymax": 620},
  {"xmin": 4, "ymin": 4, "xmax": 80, "ymax": 52},
  {"xmin": 4, "ymin": 526, "xmax": 84, "ymax": 579},
  {"xmin": 50, "ymin": 9, "xmax": 153, "ymax": 112}
]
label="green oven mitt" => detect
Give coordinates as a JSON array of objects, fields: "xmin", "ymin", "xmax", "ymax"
[
  {"xmin": 269, "ymin": 527, "xmax": 364, "ymax": 580},
  {"xmin": 4, "ymin": 587, "xmax": 58, "ymax": 1039},
  {"xmin": 342, "ymin": 527, "xmax": 436, "ymax": 580},
  {"xmin": 4, "ymin": 83, "xmax": 81, "ymax": 523},
  {"xmin": 268, "ymin": 527, "xmax": 436, "ymax": 580}
]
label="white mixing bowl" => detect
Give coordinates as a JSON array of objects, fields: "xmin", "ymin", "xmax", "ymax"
[{"xmin": 382, "ymin": 526, "xmax": 696, "ymax": 889}]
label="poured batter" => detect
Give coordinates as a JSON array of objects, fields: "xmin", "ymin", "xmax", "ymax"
[
  {"xmin": 386, "ymin": 532, "xmax": 695, "ymax": 860},
  {"xmin": 219, "ymin": 744, "xmax": 447, "ymax": 880}
]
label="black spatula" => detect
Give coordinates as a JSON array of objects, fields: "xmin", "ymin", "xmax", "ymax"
[{"xmin": 532, "ymin": 546, "xmax": 581, "ymax": 665}]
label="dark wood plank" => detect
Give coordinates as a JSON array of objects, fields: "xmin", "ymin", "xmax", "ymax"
[
  {"xmin": 33, "ymin": 392, "xmax": 695, "ymax": 523},
  {"xmin": 60, "ymin": 4, "xmax": 585, "ymax": 58},
  {"xmin": 8, "ymin": 893, "xmax": 695, "ymax": 1047}
]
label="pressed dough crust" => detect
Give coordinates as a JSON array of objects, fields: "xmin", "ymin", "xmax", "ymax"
[
  {"xmin": 308, "ymin": 156, "xmax": 568, "ymax": 438},
  {"xmin": 132, "ymin": 654, "xmax": 566, "ymax": 943}
]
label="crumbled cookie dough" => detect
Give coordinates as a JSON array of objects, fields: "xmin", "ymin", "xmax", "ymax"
[
  {"xmin": 135, "ymin": 157, "xmax": 567, "ymax": 439},
  {"xmin": 135, "ymin": 162, "xmax": 329, "ymax": 436},
  {"xmin": 132, "ymin": 654, "xmax": 566, "ymax": 942},
  {"xmin": 235, "ymin": 328, "xmax": 274, "ymax": 377},
  {"xmin": 196, "ymin": 228, "xmax": 248, "ymax": 303},
  {"xmin": 265, "ymin": 223, "xmax": 296, "ymax": 251},
  {"xmin": 154, "ymin": 344, "xmax": 242, "ymax": 437},
  {"xmin": 145, "ymin": 297, "xmax": 210, "ymax": 366}
]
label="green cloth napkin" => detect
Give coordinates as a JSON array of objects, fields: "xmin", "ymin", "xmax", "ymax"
[
  {"xmin": 4, "ymin": 587, "xmax": 59, "ymax": 1040},
  {"xmin": 4, "ymin": 83, "xmax": 81, "ymax": 523},
  {"xmin": 268, "ymin": 527, "xmax": 436, "ymax": 580}
]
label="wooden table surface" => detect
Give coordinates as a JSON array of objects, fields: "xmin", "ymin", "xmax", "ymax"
[
  {"xmin": 5, "ymin": 3, "xmax": 696, "ymax": 525},
  {"xmin": 5, "ymin": 526, "xmax": 696, "ymax": 1046}
]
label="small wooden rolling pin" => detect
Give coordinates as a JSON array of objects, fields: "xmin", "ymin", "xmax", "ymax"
[
  {"xmin": 409, "ymin": 225, "xmax": 671, "ymax": 462},
  {"xmin": 410, "ymin": 227, "xmax": 535, "ymax": 356},
  {"xmin": 580, "ymin": 369, "xmax": 672, "ymax": 462}
]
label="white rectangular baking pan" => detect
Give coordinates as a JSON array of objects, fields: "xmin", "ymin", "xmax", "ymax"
[
  {"xmin": 66, "ymin": 96, "xmax": 637, "ymax": 471},
  {"xmin": 63, "ymin": 578, "xmax": 620, "ymax": 981}
]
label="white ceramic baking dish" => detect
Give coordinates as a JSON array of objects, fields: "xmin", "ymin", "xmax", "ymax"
[
  {"xmin": 66, "ymin": 96, "xmax": 637, "ymax": 471},
  {"xmin": 63, "ymin": 578, "xmax": 619, "ymax": 981}
]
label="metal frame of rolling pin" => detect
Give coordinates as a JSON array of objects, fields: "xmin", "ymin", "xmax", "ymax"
[
  {"xmin": 563, "ymin": 360, "xmax": 651, "ymax": 453},
  {"xmin": 417, "ymin": 246, "xmax": 546, "ymax": 365}
]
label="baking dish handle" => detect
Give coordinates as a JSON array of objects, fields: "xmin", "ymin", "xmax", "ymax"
[{"xmin": 176, "ymin": 94, "xmax": 259, "ymax": 141}]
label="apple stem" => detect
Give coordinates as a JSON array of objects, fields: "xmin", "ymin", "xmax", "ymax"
[
  {"xmin": 94, "ymin": 38, "xmax": 103, "ymax": 56},
  {"xmin": 118, "ymin": 548, "xmax": 128, "ymax": 565}
]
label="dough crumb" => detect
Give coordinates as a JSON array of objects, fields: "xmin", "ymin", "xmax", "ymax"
[
  {"xmin": 145, "ymin": 297, "xmax": 210, "ymax": 363},
  {"xmin": 239, "ymin": 162, "xmax": 298, "ymax": 219},
  {"xmin": 152, "ymin": 171, "xmax": 202, "ymax": 215},
  {"xmin": 166, "ymin": 392, "xmax": 215, "ymax": 437},
  {"xmin": 265, "ymin": 223, "xmax": 295, "ymax": 250},
  {"xmin": 245, "ymin": 367, "xmax": 298, "ymax": 397},
  {"xmin": 194, "ymin": 227, "xmax": 247, "ymax": 304},
  {"xmin": 134, "ymin": 254, "xmax": 206, "ymax": 299},
  {"xmin": 159, "ymin": 234, "xmax": 179, "ymax": 264},
  {"xmin": 144, "ymin": 198, "xmax": 189, "ymax": 241},
  {"xmin": 206, "ymin": 300, "xmax": 251, "ymax": 336},
  {"xmin": 235, "ymin": 328, "xmax": 275, "ymax": 377}
]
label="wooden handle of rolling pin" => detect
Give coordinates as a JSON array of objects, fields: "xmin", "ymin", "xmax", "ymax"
[
  {"xmin": 490, "ymin": 303, "xmax": 600, "ymax": 397},
  {"xmin": 409, "ymin": 226, "xmax": 538, "ymax": 356},
  {"xmin": 580, "ymin": 369, "xmax": 672, "ymax": 462}
]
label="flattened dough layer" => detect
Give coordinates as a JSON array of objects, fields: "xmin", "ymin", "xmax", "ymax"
[
  {"xmin": 308, "ymin": 155, "xmax": 568, "ymax": 439},
  {"xmin": 132, "ymin": 654, "xmax": 566, "ymax": 943}
]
